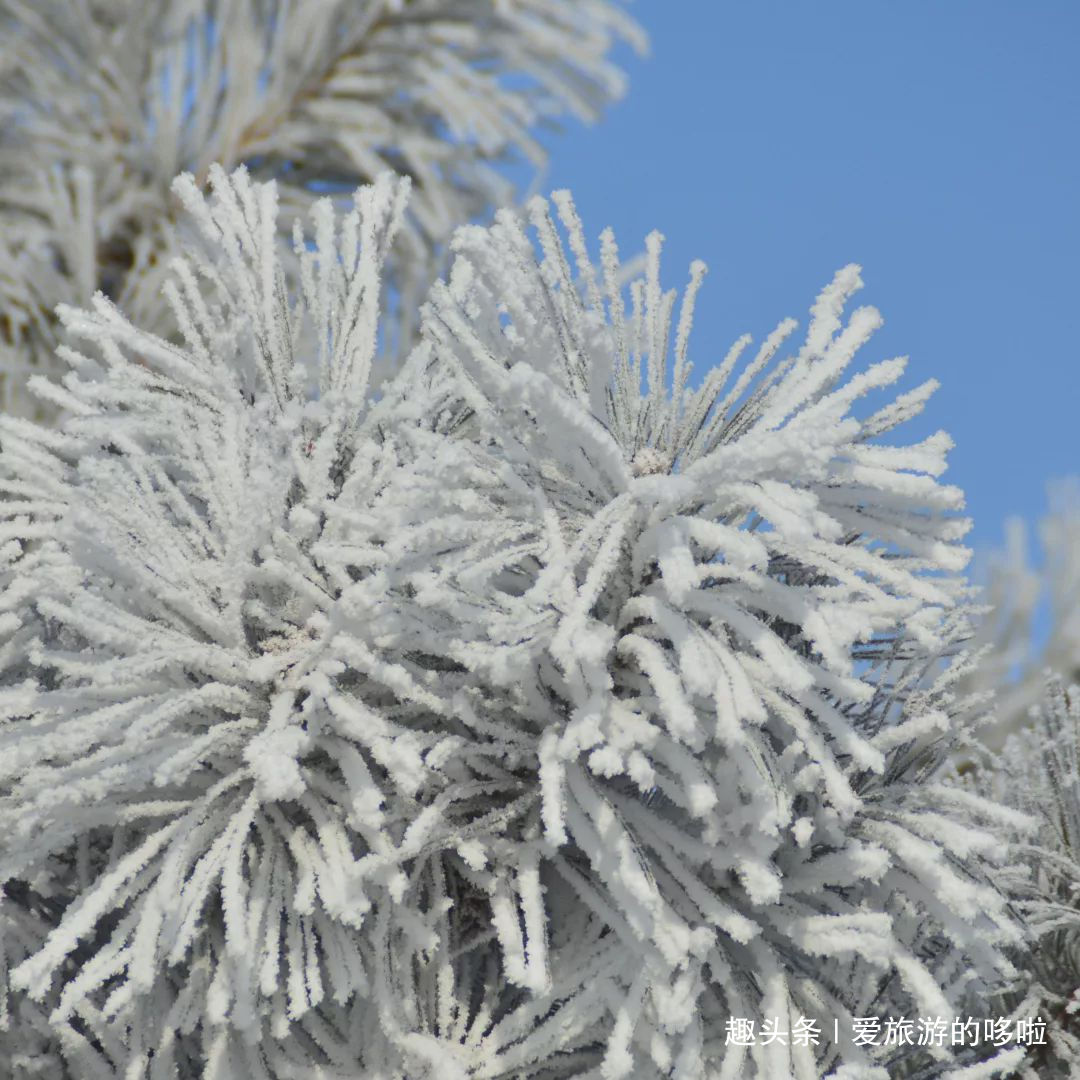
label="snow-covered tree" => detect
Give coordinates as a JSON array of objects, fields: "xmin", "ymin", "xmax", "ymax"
[
  {"xmin": 0, "ymin": 165, "xmax": 1034, "ymax": 1078},
  {"xmin": 0, "ymin": 0, "xmax": 643, "ymax": 421}
]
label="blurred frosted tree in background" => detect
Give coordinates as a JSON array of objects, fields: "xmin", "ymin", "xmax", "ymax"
[
  {"xmin": 0, "ymin": 0, "xmax": 643, "ymax": 419},
  {"xmin": 959, "ymin": 489, "xmax": 1080, "ymax": 1078},
  {"xmin": 964, "ymin": 484, "xmax": 1080, "ymax": 749}
]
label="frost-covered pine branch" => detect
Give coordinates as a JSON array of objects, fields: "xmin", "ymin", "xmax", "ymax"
[
  {"xmin": 408, "ymin": 196, "xmax": 1032, "ymax": 1079},
  {"xmin": 1, "ymin": 165, "xmax": 1033, "ymax": 1078},
  {"xmin": 0, "ymin": 0, "xmax": 643, "ymax": 421},
  {"xmin": 0, "ymin": 164, "xmax": 552, "ymax": 1079}
]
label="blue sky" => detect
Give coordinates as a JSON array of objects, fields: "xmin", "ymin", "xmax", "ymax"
[{"xmin": 529, "ymin": 1, "xmax": 1078, "ymax": 577}]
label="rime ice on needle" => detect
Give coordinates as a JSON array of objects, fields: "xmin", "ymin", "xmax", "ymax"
[{"xmin": 0, "ymin": 168, "xmax": 1027, "ymax": 1078}]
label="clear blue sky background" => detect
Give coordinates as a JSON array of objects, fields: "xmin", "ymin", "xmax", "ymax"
[{"xmin": 529, "ymin": 1, "xmax": 1078, "ymax": 578}]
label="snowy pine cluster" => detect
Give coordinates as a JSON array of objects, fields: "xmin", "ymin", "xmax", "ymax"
[
  {"xmin": 0, "ymin": 162, "xmax": 1027, "ymax": 1079},
  {"xmin": 1, "ymin": 4, "xmax": 1078, "ymax": 1079}
]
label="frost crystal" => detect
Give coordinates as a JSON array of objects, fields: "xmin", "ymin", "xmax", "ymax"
[{"xmin": 0, "ymin": 169, "xmax": 1027, "ymax": 1077}]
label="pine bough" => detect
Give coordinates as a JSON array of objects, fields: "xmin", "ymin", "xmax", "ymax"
[{"xmin": 0, "ymin": 168, "xmax": 1031, "ymax": 1077}]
